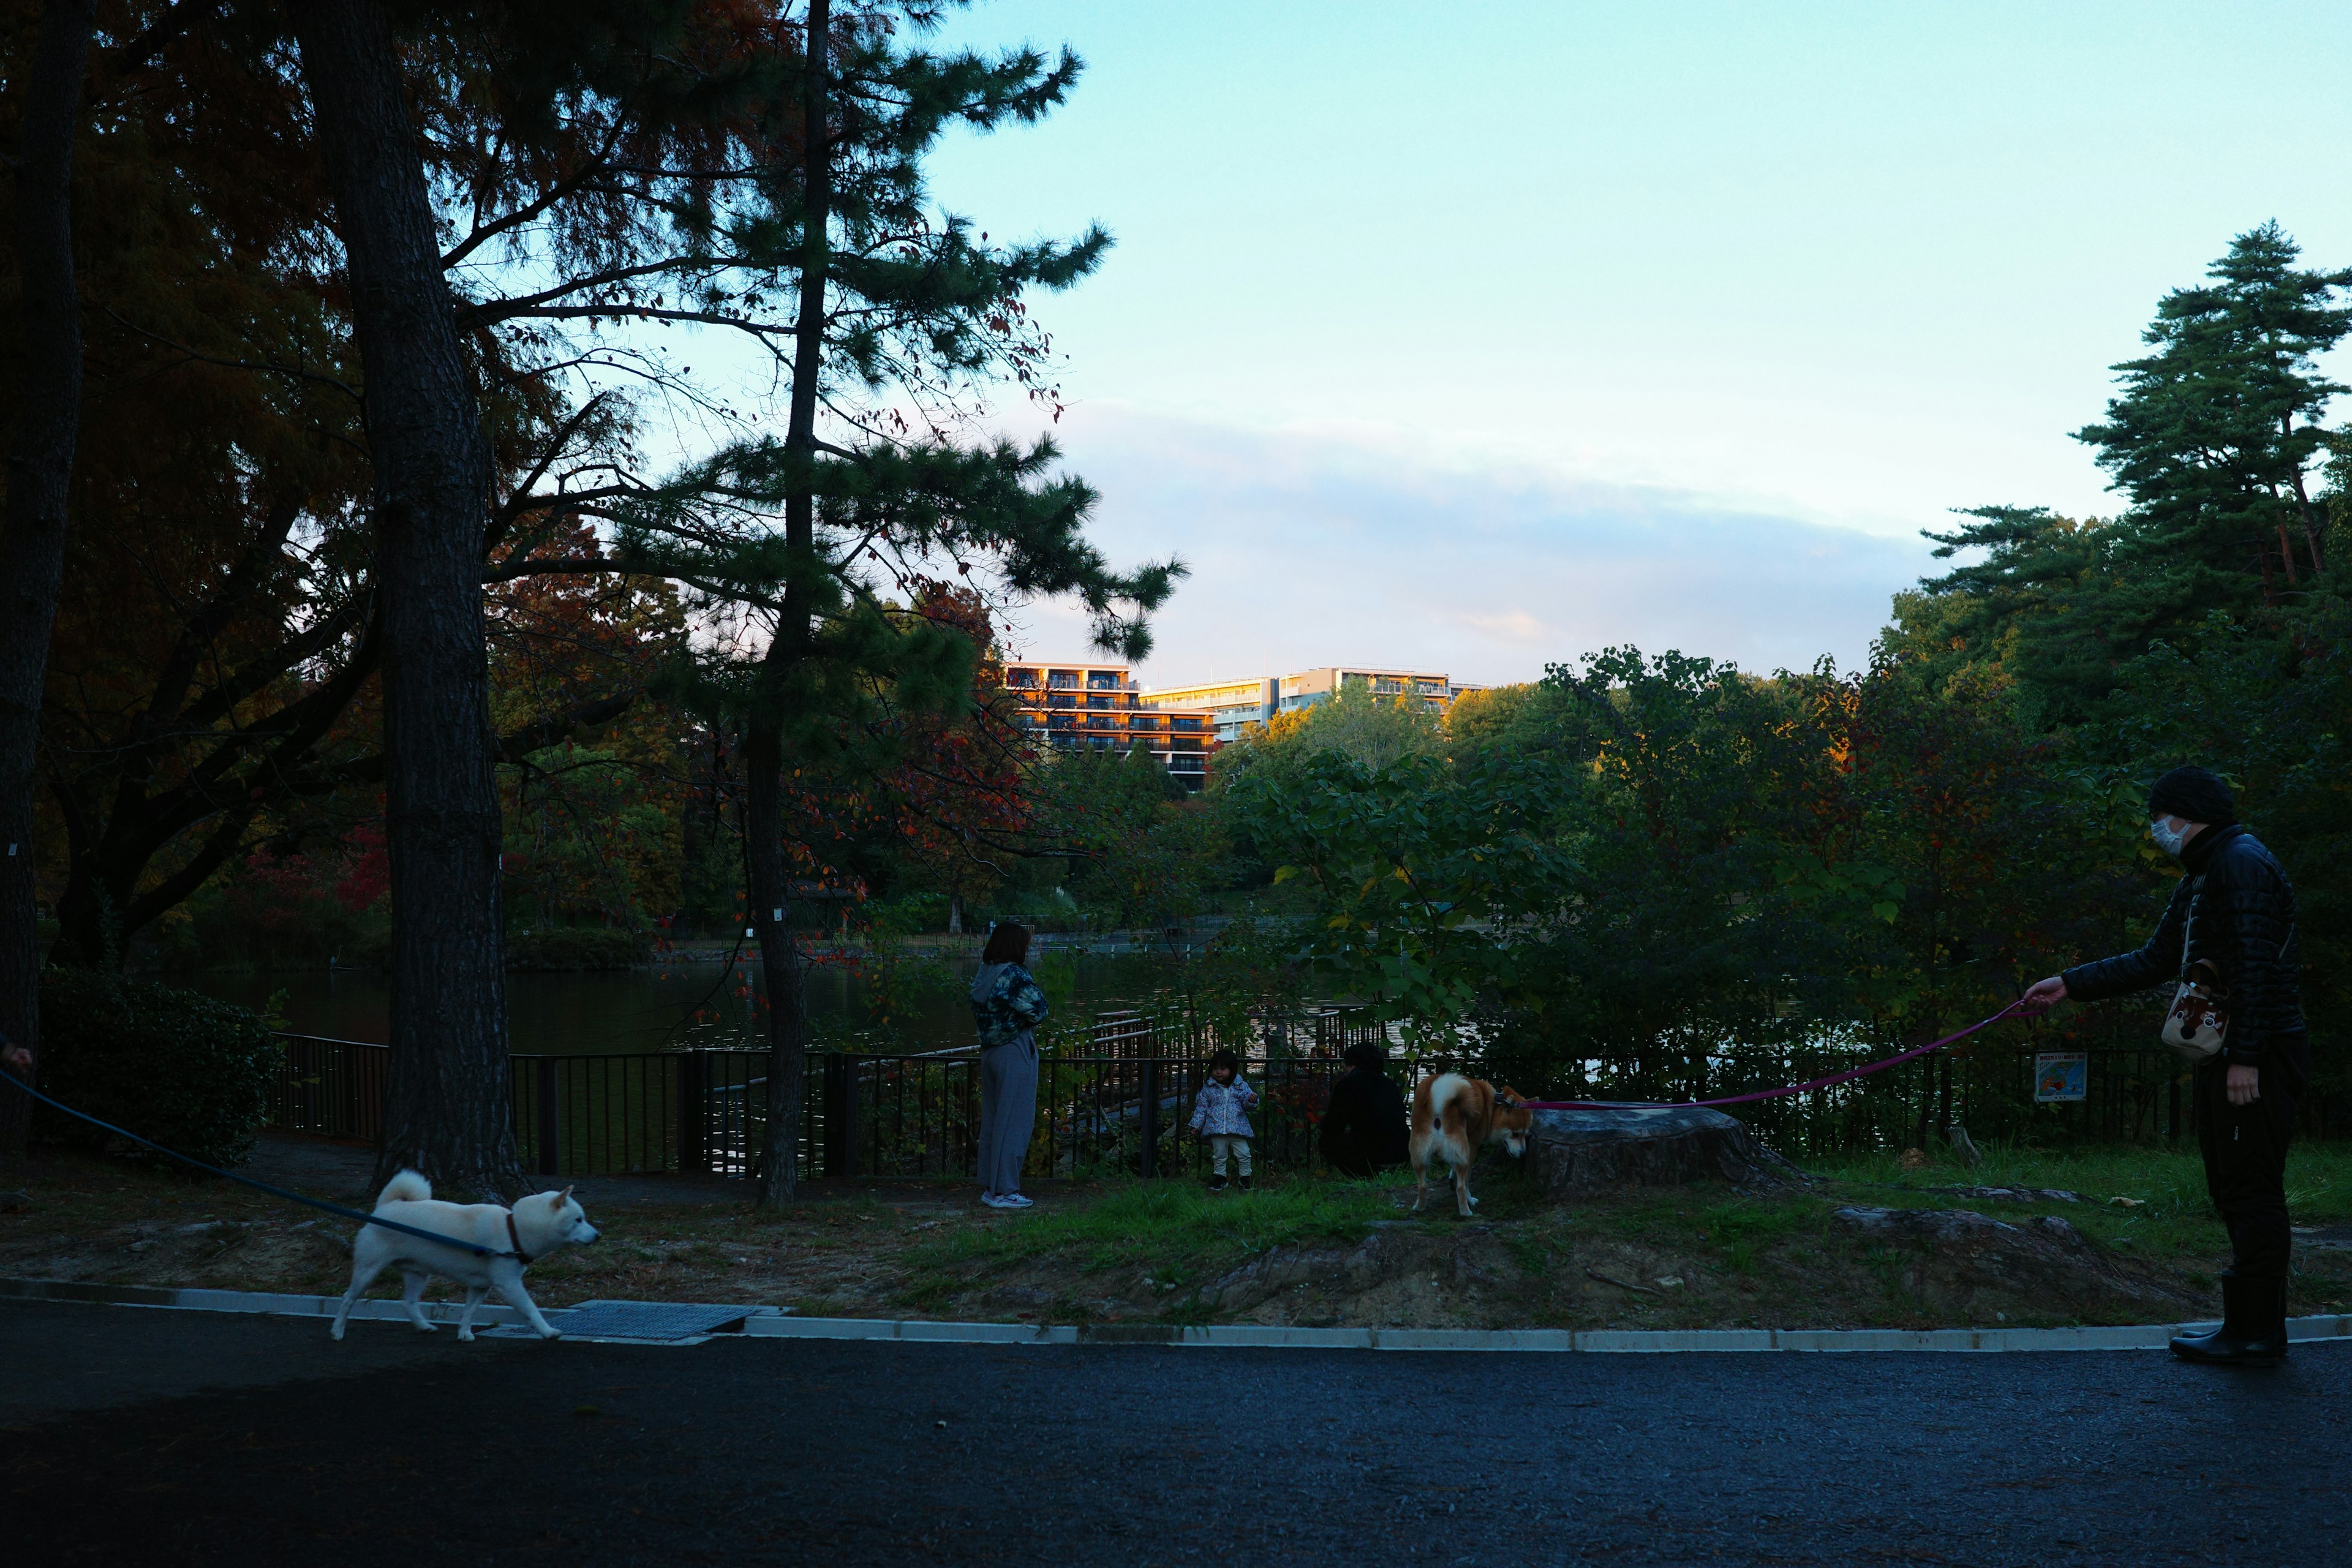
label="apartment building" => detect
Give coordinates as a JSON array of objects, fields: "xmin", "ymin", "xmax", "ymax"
[
  {"xmin": 1140, "ymin": 665, "xmax": 1487, "ymax": 742},
  {"xmin": 999, "ymin": 660, "xmax": 1217, "ymax": 790},
  {"xmin": 1134, "ymin": 675, "xmax": 1278, "ymax": 744},
  {"xmin": 1276, "ymin": 666, "xmax": 1457, "ymax": 716}
]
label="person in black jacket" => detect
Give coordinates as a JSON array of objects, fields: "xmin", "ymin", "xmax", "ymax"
[
  {"xmin": 1319, "ymin": 1041, "xmax": 1409, "ymax": 1178},
  {"xmin": 2022, "ymin": 766, "xmax": 2305, "ymax": 1367}
]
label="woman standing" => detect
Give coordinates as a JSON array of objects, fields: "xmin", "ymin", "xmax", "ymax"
[
  {"xmin": 970, "ymin": 922, "xmax": 1050, "ymax": 1210},
  {"xmin": 2023, "ymin": 766, "xmax": 2305, "ymax": 1366}
]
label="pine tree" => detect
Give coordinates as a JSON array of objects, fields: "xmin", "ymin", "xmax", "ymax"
[
  {"xmin": 609, "ymin": 2, "xmax": 1177, "ymax": 1204},
  {"xmin": 1912, "ymin": 224, "xmax": 2352, "ymax": 725},
  {"xmin": 2076, "ymin": 220, "xmax": 2349, "ymax": 605}
]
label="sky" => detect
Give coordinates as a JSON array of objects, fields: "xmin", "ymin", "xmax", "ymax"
[{"xmin": 800, "ymin": 2, "xmax": 2352, "ymax": 686}]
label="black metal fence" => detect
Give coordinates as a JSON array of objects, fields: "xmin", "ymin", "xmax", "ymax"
[
  {"xmin": 1529, "ymin": 1037, "xmax": 2195, "ymax": 1161},
  {"xmin": 269, "ymin": 1020, "xmax": 2195, "ymax": 1181},
  {"xmin": 270, "ymin": 1031, "xmax": 1360, "ymax": 1181}
]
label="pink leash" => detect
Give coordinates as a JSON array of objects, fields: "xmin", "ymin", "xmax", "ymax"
[{"xmin": 1513, "ymin": 1000, "xmax": 2032, "ymax": 1111}]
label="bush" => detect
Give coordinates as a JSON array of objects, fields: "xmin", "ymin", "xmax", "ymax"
[
  {"xmin": 507, "ymin": 926, "xmax": 650, "ymax": 971},
  {"xmin": 35, "ymin": 969, "xmax": 281, "ymax": 1169}
]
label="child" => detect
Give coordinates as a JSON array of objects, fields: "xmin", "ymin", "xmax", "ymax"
[{"xmin": 1188, "ymin": 1047, "xmax": 1259, "ymax": 1192}]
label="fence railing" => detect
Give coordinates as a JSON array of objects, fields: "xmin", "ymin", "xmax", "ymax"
[
  {"xmin": 268, "ymin": 1030, "xmax": 1363, "ymax": 1182},
  {"xmin": 1538, "ymin": 1038, "xmax": 2194, "ymax": 1160},
  {"xmin": 268, "ymin": 1022, "xmax": 2193, "ymax": 1181}
]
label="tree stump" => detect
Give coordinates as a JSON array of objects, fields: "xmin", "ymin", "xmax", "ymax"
[{"xmin": 1523, "ymin": 1106, "xmax": 1789, "ymax": 1196}]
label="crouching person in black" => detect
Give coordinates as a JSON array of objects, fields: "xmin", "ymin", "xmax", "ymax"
[
  {"xmin": 2022, "ymin": 766, "xmax": 2306, "ymax": 1368},
  {"xmin": 1319, "ymin": 1041, "xmax": 1409, "ymax": 1178}
]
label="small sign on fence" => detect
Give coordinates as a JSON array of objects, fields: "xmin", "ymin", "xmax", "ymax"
[{"xmin": 2034, "ymin": 1052, "xmax": 2089, "ymax": 1103}]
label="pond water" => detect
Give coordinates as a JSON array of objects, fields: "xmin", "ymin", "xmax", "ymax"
[{"xmin": 189, "ymin": 954, "xmax": 1161, "ymax": 1057}]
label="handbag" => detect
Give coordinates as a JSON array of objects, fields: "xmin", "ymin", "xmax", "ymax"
[
  {"xmin": 2161, "ymin": 957, "xmax": 2229, "ymax": 1063},
  {"xmin": 2159, "ymin": 890, "xmax": 2229, "ymax": 1063}
]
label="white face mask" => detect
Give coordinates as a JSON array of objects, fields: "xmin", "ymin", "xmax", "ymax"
[{"xmin": 2149, "ymin": 818, "xmax": 2189, "ymax": 858}]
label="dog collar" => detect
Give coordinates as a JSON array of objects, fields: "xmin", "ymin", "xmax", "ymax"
[{"xmin": 505, "ymin": 1212, "xmax": 535, "ymax": 1264}]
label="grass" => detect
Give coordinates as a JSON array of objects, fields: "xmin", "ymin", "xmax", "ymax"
[
  {"xmin": 901, "ymin": 1173, "xmax": 1414, "ymax": 1306},
  {"xmin": 7, "ymin": 1136, "xmax": 2352, "ymax": 1329},
  {"xmin": 1801, "ymin": 1139, "xmax": 2352, "ymax": 1270}
]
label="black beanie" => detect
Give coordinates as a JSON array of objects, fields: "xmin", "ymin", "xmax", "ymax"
[{"xmin": 2147, "ymin": 766, "xmax": 2235, "ymax": 826}]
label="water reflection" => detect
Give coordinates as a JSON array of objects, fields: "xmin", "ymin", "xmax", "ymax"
[{"xmin": 189, "ymin": 954, "xmax": 1157, "ymax": 1056}]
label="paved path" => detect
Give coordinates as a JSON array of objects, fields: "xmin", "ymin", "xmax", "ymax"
[{"xmin": 4, "ymin": 1299, "xmax": 2343, "ymax": 1565}]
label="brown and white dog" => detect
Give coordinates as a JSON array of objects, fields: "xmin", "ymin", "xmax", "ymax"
[{"xmin": 1411, "ymin": 1073, "xmax": 1534, "ymax": 1218}]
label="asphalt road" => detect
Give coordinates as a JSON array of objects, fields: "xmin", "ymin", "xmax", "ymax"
[{"xmin": 3, "ymin": 1300, "xmax": 2343, "ymax": 1566}]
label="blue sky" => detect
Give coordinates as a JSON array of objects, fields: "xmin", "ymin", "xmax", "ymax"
[{"xmin": 880, "ymin": 2, "xmax": 2352, "ymax": 685}]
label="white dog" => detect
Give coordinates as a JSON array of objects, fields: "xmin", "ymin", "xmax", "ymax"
[{"xmin": 330, "ymin": 1170, "xmax": 600, "ymax": 1343}]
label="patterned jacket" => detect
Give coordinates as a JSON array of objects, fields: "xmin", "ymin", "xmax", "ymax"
[
  {"xmin": 2063, "ymin": 824, "xmax": 2303, "ymax": 1066},
  {"xmin": 1189, "ymin": 1076, "xmax": 1258, "ymax": 1139},
  {"xmin": 969, "ymin": 963, "xmax": 1050, "ymax": 1050}
]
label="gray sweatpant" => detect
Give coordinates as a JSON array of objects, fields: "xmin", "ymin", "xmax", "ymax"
[{"xmin": 978, "ymin": 1035, "xmax": 1039, "ymax": 1197}]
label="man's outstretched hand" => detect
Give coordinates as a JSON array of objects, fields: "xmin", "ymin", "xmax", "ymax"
[
  {"xmin": 2, "ymin": 1043, "xmax": 30, "ymax": 1076},
  {"xmin": 2021, "ymin": 976, "xmax": 2068, "ymax": 1014}
]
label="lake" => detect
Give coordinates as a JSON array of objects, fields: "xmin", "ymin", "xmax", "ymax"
[{"xmin": 189, "ymin": 953, "xmax": 1160, "ymax": 1057}]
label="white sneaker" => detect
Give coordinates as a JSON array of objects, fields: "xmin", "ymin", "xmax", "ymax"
[{"xmin": 987, "ymin": 1192, "xmax": 1034, "ymax": 1209}]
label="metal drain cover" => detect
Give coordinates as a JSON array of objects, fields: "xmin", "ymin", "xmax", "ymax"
[{"xmin": 492, "ymin": 1300, "xmax": 757, "ymax": 1341}]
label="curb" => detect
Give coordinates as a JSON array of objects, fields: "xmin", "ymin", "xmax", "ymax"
[
  {"xmin": 0, "ymin": 1276, "xmax": 540, "ymax": 1330},
  {"xmin": 8, "ymin": 1278, "xmax": 2351, "ymax": 1354},
  {"xmin": 741, "ymin": 1314, "xmax": 2352, "ymax": 1354}
]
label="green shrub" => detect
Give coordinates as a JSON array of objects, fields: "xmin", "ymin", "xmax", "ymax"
[
  {"xmin": 507, "ymin": 926, "xmax": 650, "ymax": 971},
  {"xmin": 36, "ymin": 969, "xmax": 281, "ymax": 1169}
]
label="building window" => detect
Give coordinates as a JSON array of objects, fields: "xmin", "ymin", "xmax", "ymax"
[
  {"xmin": 1047, "ymin": 693, "xmax": 1074, "ymax": 709},
  {"xmin": 1047, "ymin": 712, "xmax": 1076, "ymax": 729},
  {"xmin": 1171, "ymin": 716, "xmax": 1200, "ymax": 731},
  {"xmin": 1006, "ymin": 667, "xmax": 1038, "ymax": 687},
  {"xmin": 1087, "ymin": 671, "xmax": 1121, "ymax": 690},
  {"xmin": 1047, "ymin": 670, "xmax": 1078, "ymax": 689},
  {"xmin": 1087, "ymin": 714, "xmax": 1112, "ymax": 729},
  {"xmin": 1129, "ymin": 714, "xmax": 1160, "ymax": 730},
  {"xmin": 1087, "ymin": 693, "xmax": 1113, "ymax": 709}
]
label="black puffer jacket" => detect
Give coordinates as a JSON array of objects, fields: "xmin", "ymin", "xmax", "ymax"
[
  {"xmin": 1319, "ymin": 1066, "xmax": 1409, "ymax": 1175},
  {"xmin": 2062, "ymin": 824, "xmax": 2303, "ymax": 1066}
]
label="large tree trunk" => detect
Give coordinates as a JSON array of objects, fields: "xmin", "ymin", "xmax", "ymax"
[
  {"xmin": 294, "ymin": 0, "xmax": 518, "ymax": 1198},
  {"xmin": 0, "ymin": 0, "xmax": 96, "ymax": 1156},
  {"xmin": 746, "ymin": 714, "xmax": 810, "ymax": 1200},
  {"xmin": 753, "ymin": 0, "xmax": 832, "ymax": 1208}
]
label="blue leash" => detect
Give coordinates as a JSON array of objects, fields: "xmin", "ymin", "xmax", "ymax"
[{"xmin": 0, "ymin": 1071, "xmax": 521, "ymax": 1259}]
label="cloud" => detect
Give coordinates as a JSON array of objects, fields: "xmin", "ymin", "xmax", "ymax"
[
  {"xmin": 1458, "ymin": 608, "xmax": 1548, "ymax": 645},
  {"xmin": 997, "ymin": 406, "xmax": 1942, "ymax": 689}
]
